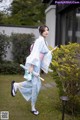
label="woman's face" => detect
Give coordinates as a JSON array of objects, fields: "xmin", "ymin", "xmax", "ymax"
[{"xmin": 42, "ymin": 27, "xmax": 49, "ymax": 38}]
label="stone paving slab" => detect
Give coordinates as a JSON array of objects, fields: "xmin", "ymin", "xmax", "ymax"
[{"xmin": 41, "ymin": 82, "xmax": 56, "ymax": 90}]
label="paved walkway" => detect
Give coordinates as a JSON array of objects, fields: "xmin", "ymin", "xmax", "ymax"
[{"xmin": 41, "ymin": 82, "xmax": 56, "ymax": 90}]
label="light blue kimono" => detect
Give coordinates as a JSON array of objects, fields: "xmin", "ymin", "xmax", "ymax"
[{"xmin": 18, "ymin": 36, "xmax": 52, "ymax": 106}]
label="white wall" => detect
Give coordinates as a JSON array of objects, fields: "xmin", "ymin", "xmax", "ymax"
[
  {"xmin": 0, "ymin": 26, "xmax": 39, "ymax": 38},
  {"xmin": 0, "ymin": 26, "xmax": 39, "ymax": 61},
  {"xmin": 45, "ymin": 5, "xmax": 56, "ymax": 47}
]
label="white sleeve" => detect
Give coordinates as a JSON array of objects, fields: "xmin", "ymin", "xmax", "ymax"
[{"xmin": 26, "ymin": 38, "xmax": 43, "ymax": 67}]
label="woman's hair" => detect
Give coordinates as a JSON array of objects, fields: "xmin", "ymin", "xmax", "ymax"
[{"xmin": 39, "ymin": 25, "xmax": 49, "ymax": 35}]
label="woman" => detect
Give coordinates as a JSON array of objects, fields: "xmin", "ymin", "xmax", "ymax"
[{"xmin": 11, "ymin": 25, "xmax": 52, "ymax": 115}]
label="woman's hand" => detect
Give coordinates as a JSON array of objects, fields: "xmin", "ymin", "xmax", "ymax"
[
  {"xmin": 29, "ymin": 65, "xmax": 34, "ymax": 73},
  {"xmin": 51, "ymin": 46, "xmax": 58, "ymax": 53}
]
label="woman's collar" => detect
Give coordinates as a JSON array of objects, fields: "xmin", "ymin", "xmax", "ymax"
[{"xmin": 39, "ymin": 35, "xmax": 44, "ymax": 39}]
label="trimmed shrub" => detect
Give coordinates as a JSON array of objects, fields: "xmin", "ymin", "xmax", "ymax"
[
  {"xmin": 0, "ymin": 61, "xmax": 23, "ymax": 74},
  {"xmin": 11, "ymin": 33, "xmax": 35, "ymax": 64},
  {"xmin": 0, "ymin": 33, "xmax": 10, "ymax": 62},
  {"xmin": 51, "ymin": 43, "xmax": 80, "ymax": 114}
]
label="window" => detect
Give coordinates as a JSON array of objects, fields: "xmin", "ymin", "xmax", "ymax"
[
  {"xmin": 61, "ymin": 11, "xmax": 73, "ymax": 44},
  {"xmin": 56, "ymin": 5, "xmax": 80, "ymax": 45},
  {"xmin": 76, "ymin": 7, "xmax": 80, "ymax": 43}
]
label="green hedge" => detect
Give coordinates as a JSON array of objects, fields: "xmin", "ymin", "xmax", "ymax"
[
  {"xmin": 0, "ymin": 33, "xmax": 35, "ymax": 74},
  {"xmin": 51, "ymin": 43, "xmax": 80, "ymax": 114},
  {"xmin": 0, "ymin": 33, "xmax": 10, "ymax": 62},
  {"xmin": 11, "ymin": 33, "xmax": 35, "ymax": 64},
  {"xmin": 0, "ymin": 61, "xmax": 23, "ymax": 74}
]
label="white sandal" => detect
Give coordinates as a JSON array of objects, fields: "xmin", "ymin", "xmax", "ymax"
[{"xmin": 31, "ymin": 110, "xmax": 39, "ymax": 115}]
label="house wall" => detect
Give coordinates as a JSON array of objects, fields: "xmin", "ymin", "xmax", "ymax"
[{"xmin": 45, "ymin": 5, "xmax": 56, "ymax": 47}]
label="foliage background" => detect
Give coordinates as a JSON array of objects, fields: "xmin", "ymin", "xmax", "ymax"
[
  {"xmin": 0, "ymin": 33, "xmax": 10, "ymax": 62},
  {"xmin": 0, "ymin": 0, "xmax": 47, "ymax": 26},
  {"xmin": 0, "ymin": 33, "xmax": 35, "ymax": 74},
  {"xmin": 51, "ymin": 43, "xmax": 80, "ymax": 114},
  {"xmin": 11, "ymin": 33, "xmax": 35, "ymax": 63}
]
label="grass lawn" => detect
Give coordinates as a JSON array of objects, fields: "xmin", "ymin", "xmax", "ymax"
[{"xmin": 0, "ymin": 74, "xmax": 80, "ymax": 120}]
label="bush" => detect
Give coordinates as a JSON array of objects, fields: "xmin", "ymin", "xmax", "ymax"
[
  {"xmin": 0, "ymin": 33, "xmax": 10, "ymax": 62},
  {"xmin": 0, "ymin": 33, "xmax": 35, "ymax": 74},
  {"xmin": 11, "ymin": 33, "xmax": 35, "ymax": 64},
  {"xmin": 51, "ymin": 43, "xmax": 80, "ymax": 114},
  {"xmin": 0, "ymin": 61, "xmax": 23, "ymax": 74}
]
